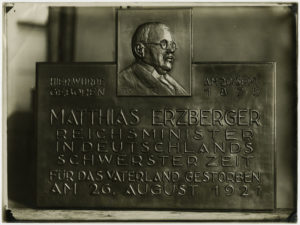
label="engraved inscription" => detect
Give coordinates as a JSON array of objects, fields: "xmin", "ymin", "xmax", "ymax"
[
  {"xmin": 47, "ymin": 107, "xmax": 262, "ymax": 198},
  {"xmin": 37, "ymin": 63, "xmax": 275, "ymax": 209},
  {"xmin": 49, "ymin": 77, "xmax": 105, "ymax": 97},
  {"xmin": 203, "ymin": 76, "xmax": 261, "ymax": 97}
]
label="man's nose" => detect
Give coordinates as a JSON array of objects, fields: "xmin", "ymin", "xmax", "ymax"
[{"xmin": 166, "ymin": 47, "xmax": 175, "ymax": 53}]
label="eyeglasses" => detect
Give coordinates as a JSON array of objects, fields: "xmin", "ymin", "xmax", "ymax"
[{"xmin": 144, "ymin": 39, "xmax": 177, "ymax": 51}]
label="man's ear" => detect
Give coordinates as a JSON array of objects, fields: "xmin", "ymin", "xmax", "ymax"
[{"xmin": 134, "ymin": 43, "xmax": 145, "ymax": 58}]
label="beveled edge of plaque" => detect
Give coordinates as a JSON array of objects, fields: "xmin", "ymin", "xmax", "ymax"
[{"xmin": 35, "ymin": 61, "xmax": 277, "ymax": 211}]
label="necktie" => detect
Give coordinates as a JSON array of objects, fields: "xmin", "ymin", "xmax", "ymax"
[{"xmin": 159, "ymin": 75, "xmax": 175, "ymax": 94}]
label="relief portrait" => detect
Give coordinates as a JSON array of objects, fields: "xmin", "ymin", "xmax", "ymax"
[{"xmin": 117, "ymin": 9, "xmax": 191, "ymax": 96}]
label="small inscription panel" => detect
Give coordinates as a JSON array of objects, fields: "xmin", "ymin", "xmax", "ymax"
[{"xmin": 36, "ymin": 63, "xmax": 275, "ymax": 209}]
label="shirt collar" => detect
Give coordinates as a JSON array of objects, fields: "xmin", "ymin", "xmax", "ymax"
[
  {"xmin": 152, "ymin": 68, "xmax": 162, "ymax": 79},
  {"xmin": 136, "ymin": 61, "xmax": 168, "ymax": 80}
]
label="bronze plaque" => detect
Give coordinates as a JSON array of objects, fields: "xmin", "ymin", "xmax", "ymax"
[{"xmin": 36, "ymin": 62, "xmax": 275, "ymax": 209}]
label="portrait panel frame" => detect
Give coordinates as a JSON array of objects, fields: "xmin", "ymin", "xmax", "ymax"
[{"xmin": 117, "ymin": 8, "xmax": 192, "ymax": 96}]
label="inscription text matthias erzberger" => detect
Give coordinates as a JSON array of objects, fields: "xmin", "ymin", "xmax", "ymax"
[{"xmin": 36, "ymin": 63, "xmax": 275, "ymax": 209}]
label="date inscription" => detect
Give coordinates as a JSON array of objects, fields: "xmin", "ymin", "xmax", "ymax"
[{"xmin": 36, "ymin": 63, "xmax": 275, "ymax": 209}]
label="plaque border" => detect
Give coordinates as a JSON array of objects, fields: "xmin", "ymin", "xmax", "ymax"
[{"xmin": 35, "ymin": 62, "xmax": 277, "ymax": 211}]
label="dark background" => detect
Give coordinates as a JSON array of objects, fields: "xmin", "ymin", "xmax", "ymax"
[{"xmin": 5, "ymin": 3, "xmax": 297, "ymax": 212}]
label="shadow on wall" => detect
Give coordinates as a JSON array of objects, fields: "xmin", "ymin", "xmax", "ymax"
[
  {"xmin": 7, "ymin": 7, "xmax": 76, "ymax": 207},
  {"xmin": 7, "ymin": 6, "xmax": 77, "ymax": 208},
  {"xmin": 7, "ymin": 90, "xmax": 36, "ymax": 207}
]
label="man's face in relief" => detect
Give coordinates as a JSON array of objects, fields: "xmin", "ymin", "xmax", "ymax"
[{"xmin": 142, "ymin": 25, "xmax": 177, "ymax": 75}]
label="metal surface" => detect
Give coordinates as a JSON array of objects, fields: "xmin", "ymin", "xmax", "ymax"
[{"xmin": 36, "ymin": 62, "xmax": 275, "ymax": 209}]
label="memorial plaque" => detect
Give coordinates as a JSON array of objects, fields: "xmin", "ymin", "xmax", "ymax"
[{"xmin": 36, "ymin": 62, "xmax": 275, "ymax": 209}]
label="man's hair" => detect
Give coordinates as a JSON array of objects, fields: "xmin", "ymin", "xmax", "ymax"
[{"xmin": 131, "ymin": 22, "xmax": 169, "ymax": 58}]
